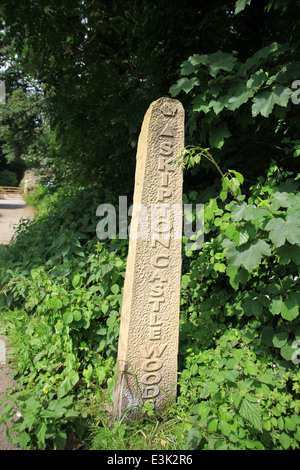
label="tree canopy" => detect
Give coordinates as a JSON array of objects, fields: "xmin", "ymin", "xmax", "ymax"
[{"xmin": 0, "ymin": 0, "xmax": 298, "ymax": 190}]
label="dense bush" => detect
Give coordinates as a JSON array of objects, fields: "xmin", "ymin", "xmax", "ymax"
[
  {"xmin": 177, "ymin": 159, "xmax": 300, "ymax": 450},
  {"xmin": 0, "ymin": 186, "xmax": 127, "ymax": 449},
  {"xmin": 0, "ymin": 161, "xmax": 299, "ymax": 450}
]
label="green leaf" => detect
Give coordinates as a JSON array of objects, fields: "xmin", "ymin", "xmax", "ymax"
[
  {"xmin": 218, "ymin": 419, "xmax": 231, "ymax": 437},
  {"xmin": 225, "ymin": 239, "xmax": 271, "ymax": 270},
  {"xmin": 208, "ymin": 418, "xmax": 218, "ymax": 432},
  {"xmin": 272, "ymin": 331, "xmax": 288, "ymax": 348},
  {"xmin": 73, "ymin": 310, "xmax": 82, "ymax": 321},
  {"xmin": 235, "ymin": 0, "xmax": 251, "ymax": 14},
  {"xmin": 192, "ymin": 95, "xmax": 210, "ymax": 113},
  {"xmin": 252, "ymin": 87, "xmax": 293, "ymax": 117},
  {"xmin": 226, "ymin": 83, "xmax": 253, "ymax": 110},
  {"xmin": 257, "ymin": 370, "xmax": 274, "ymax": 385},
  {"xmin": 209, "ymin": 122, "xmax": 231, "ymax": 149},
  {"xmin": 208, "ymin": 51, "xmax": 238, "ymax": 77},
  {"xmin": 252, "ymin": 91, "xmax": 274, "ymax": 117},
  {"xmin": 279, "ymin": 432, "xmax": 292, "ymax": 450},
  {"xmin": 226, "ymin": 265, "xmax": 248, "ymax": 290},
  {"xmin": 246, "ymin": 69, "xmax": 268, "ymax": 90},
  {"xmin": 185, "ymin": 427, "xmax": 202, "ymax": 450},
  {"xmin": 285, "ymin": 416, "xmax": 297, "ymax": 432},
  {"xmin": 18, "ymin": 431, "xmax": 31, "ymax": 449},
  {"xmin": 239, "ymin": 397, "xmax": 262, "ymax": 432},
  {"xmin": 53, "ymin": 429, "xmax": 67, "ymax": 450},
  {"xmin": 280, "ymin": 341, "xmax": 295, "ymax": 361},
  {"xmin": 276, "ymin": 245, "xmax": 300, "ymax": 265},
  {"xmin": 169, "ymin": 77, "xmax": 199, "ymax": 97},
  {"xmin": 270, "ymin": 298, "xmax": 282, "ymax": 316},
  {"xmin": 51, "ymin": 297, "xmax": 62, "ymax": 310},
  {"xmin": 266, "ymin": 216, "xmax": 300, "ymax": 247},
  {"xmin": 232, "ymin": 229, "xmax": 250, "ymax": 246},
  {"xmin": 181, "ymin": 274, "xmax": 191, "ymax": 289},
  {"xmin": 230, "ymin": 202, "xmax": 256, "ymax": 221},
  {"xmin": 72, "ymin": 273, "xmax": 82, "ymax": 289},
  {"xmin": 58, "ymin": 370, "xmax": 79, "ymax": 398},
  {"xmin": 214, "ymin": 262, "xmax": 226, "ymax": 273},
  {"xmin": 202, "ymin": 381, "xmax": 219, "ymax": 398},
  {"xmin": 180, "ymin": 54, "xmax": 208, "ymax": 76},
  {"xmin": 111, "ymin": 284, "xmax": 120, "ymax": 295},
  {"xmin": 281, "ymin": 297, "xmax": 299, "ymax": 321},
  {"xmin": 36, "ymin": 422, "xmax": 47, "ymax": 448},
  {"xmin": 228, "ymin": 169, "xmax": 244, "ymax": 184},
  {"xmin": 272, "ymin": 86, "xmax": 292, "ymax": 107},
  {"xmin": 63, "ymin": 310, "xmax": 73, "ymax": 324}
]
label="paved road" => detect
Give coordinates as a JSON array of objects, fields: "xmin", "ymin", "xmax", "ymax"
[{"xmin": 0, "ymin": 196, "xmax": 34, "ymax": 245}]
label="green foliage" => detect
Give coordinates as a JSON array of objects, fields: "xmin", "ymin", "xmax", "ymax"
[
  {"xmin": 0, "ymin": 88, "xmax": 54, "ymax": 168},
  {"xmin": 0, "ymin": 169, "xmax": 18, "ymax": 186},
  {"xmin": 170, "ymin": 42, "xmax": 297, "ymax": 149},
  {"xmin": 0, "ymin": 0, "xmax": 300, "ymax": 451},
  {"xmin": 0, "ymin": 185, "xmax": 127, "ymax": 449},
  {"xmin": 170, "ymin": 15, "xmax": 299, "ymax": 184},
  {"xmin": 178, "ymin": 329, "xmax": 300, "ymax": 450},
  {"xmin": 178, "ymin": 158, "xmax": 300, "ymax": 449}
]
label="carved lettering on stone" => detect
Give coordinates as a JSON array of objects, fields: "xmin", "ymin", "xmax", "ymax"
[{"xmin": 113, "ymin": 97, "xmax": 184, "ymax": 420}]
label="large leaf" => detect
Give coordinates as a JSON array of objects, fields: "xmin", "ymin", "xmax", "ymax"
[
  {"xmin": 207, "ymin": 51, "xmax": 238, "ymax": 77},
  {"xmin": 226, "ymin": 83, "xmax": 254, "ymax": 110},
  {"xmin": 252, "ymin": 91, "xmax": 274, "ymax": 117},
  {"xmin": 239, "ymin": 397, "xmax": 262, "ymax": 432},
  {"xmin": 266, "ymin": 214, "xmax": 300, "ymax": 247},
  {"xmin": 225, "ymin": 239, "xmax": 271, "ymax": 270},
  {"xmin": 252, "ymin": 87, "xmax": 292, "ymax": 117},
  {"xmin": 281, "ymin": 296, "xmax": 299, "ymax": 321}
]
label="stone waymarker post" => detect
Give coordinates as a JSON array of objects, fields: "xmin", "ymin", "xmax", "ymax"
[{"xmin": 113, "ymin": 97, "xmax": 184, "ymax": 420}]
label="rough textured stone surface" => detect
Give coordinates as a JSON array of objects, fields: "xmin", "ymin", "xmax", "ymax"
[{"xmin": 113, "ymin": 97, "xmax": 184, "ymax": 420}]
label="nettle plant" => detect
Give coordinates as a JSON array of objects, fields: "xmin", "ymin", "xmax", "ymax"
[{"xmin": 178, "ymin": 153, "xmax": 300, "ymax": 449}]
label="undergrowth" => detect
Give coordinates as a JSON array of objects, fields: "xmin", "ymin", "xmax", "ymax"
[{"xmin": 0, "ymin": 161, "xmax": 300, "ymax": 450}]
